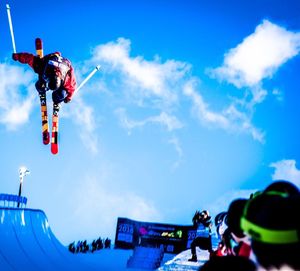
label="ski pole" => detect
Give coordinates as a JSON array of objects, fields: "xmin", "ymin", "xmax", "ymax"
[
  {"xmin": 6, "ymin": 4, "xmax": 17, "ymax": 53},
  {"xmin": 75, "ymin": 65, "xmax": 101, "ymax": 93}
]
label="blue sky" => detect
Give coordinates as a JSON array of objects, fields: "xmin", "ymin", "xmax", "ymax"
[{"xmin": 1, "ymin": 0, "xmax": 300, "ymax": 244}]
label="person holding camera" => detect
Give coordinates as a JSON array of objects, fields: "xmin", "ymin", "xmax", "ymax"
[{"xmin": 188, "ymin": 210, "xmax": 213, "ymax": 262}]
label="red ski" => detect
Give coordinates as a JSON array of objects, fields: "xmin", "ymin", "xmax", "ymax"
[
  {"xmin": 51, "ymin": 104, "xmax": 59, "ymax": 155},
  {"xmin": 35, "ymin": 38, "xmax": 50, "ymax": 145}
]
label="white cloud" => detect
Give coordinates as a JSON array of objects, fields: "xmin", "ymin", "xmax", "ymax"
[
  {"xmin": 115, "ymin": 107, "xmax": 183, "ymax": 134},
  {"xmin": 223, "ymin": 104, "xmax": 265, "ymax": 143},
  {"xmin": 210, "ymin": 20, "xmax": 300, "ymax": 89},
  {"xmin": 272, "ymin": 88, "xmax": 284, "ymax": 102},
  {"xmin": 200, "ymin": 20, "xmax": 300, "ymax": 142},
  {"xmin": 208, "ymin": 19, "xmax": 300, "ymax": 121},
  {"xmin": 68, "ymin": 176, "xmax": 162, "ymax": 242},
  {"xmin": 168, "ymin": 136, "xmax": 184, "ymax": 171},
  {"xmin": 0, "ymin": 63, "xmax": 35, "ymax": 130},
  {"xmin": 270, "ymin": 159, "xmax": 300, "ymax": 187},
  {"xmin": 115, "ymin": 108, "xmax": 184, "ymax": 169},
  {"xmin": 62, "ymin": 96, "xmax": 99, "ymax": 154},
  {"xmin": 82, "ymin": 30, "xmax": 295, "ymax": 147},
  {"xmin": 183, "ymin": 80, "xmax": 230, "ymax": 129},
  {"xmin": 90, "ymin": 37, "xmax": 191, "ymax": 106},
  {"xmin": 183, "ymin": 80, "xmax": 265, "ymax": 142},
  {"xmin": 1, "ymin": 98, "xmax": 34, "ymax": 129},
  {"xmin": 65, "ymin": 38, "xmax": 191, "ymax": 153}
]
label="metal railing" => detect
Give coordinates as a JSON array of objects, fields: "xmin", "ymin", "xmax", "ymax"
[{"xmin": 0, "ymin": 193, "xmax": 27, "ymax": 208}]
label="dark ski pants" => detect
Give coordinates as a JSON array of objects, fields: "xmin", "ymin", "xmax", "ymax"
[
  {"xmin": 35, "ymin": 80, "xmax": 67, "ymax": 104},
  {"xmin": 191, "ymin": 236, "xmax": 213, "ymax": 255}
]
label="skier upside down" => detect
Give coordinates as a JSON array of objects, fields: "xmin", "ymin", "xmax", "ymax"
[
  {"xmin": 12, "ymin": 43, "xmax": 77, "ymax": 154},
  {"xmin": 10, "ymin": 36, "xmax": 99, "ymax": 155},
  {"xmin": 12, "ymin": 51, "xmax": 77, "ymax": 112}
]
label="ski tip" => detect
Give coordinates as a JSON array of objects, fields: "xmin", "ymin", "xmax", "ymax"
[
  {"xmin": 51, "ymin": 145, "xmax": 58, "ymax": 155},
  {"xmin": 43, "ymin": 133, "xmax": 50, "ymax": 145},
  {"xmin": 35, "ymin": 38, "xmax": 43, "ymax": 58},
  {"xmin": 35, "ymin": 38, "xmax": 42, "ymax": 46}
]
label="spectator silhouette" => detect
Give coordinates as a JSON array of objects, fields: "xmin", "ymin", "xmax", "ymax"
[
  {"xmin": 188, "ymin": 210, "xmax": 213, "ymax": 262},
  {"xmin": 104, "ymin": 238, "xmax": 111, "ymax": 249},
  {"xmin": 82, "ymin": 240, "xmax": 89, "ymax": 253},
  {"xmin": 96, "ymin": 237, "xmax": 104, "ymax": 250},
  {"xmin": 91, "ymin": 239, "xmax": 97, "ymax": 253},
  {"xmin": 212, "ymin": 211, "xmax": 228, "ymax": 256},
  {"xmin": 68, "ymin": 242, "xmax": 76, "ymax": 253},
  {"xmin": 226, "ymin": 198, "xmax": 252, "ymax": 258},
  {"xmin": 214, "ymin": 211, "xmax": 228, "ymax": 240}
]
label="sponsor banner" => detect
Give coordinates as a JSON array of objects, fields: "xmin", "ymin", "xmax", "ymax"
[{"xmin": 115, "ymin": 217, "xmax": 196, "ymax": 253}]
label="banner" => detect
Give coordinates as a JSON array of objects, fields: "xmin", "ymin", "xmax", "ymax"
[{"xmin": 115, "ymin": 217, "xmax": 196, "ymax": 254}]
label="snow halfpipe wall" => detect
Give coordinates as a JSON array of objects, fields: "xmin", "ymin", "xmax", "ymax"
[{"xmin": 0, "ymin": 194, "xmax": 99, "ymax": 271}]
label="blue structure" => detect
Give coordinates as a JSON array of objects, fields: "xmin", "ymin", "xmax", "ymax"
[
  {"xmin": 0, "ymin": 193, "xmax": 27, "ymax": 208},
  {"xmin": 127, "ymin": 246, "xmax": 164, "ymax": 269},
  {"xmin": 0, "ymin": 194, "xmax": 98, "ymax": 271}
]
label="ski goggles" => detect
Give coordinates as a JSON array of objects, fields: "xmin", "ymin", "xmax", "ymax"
[
  {"xmin": 241, "ymin": 191, "xmax": 300, "ymax": 244},
  {"xmin": 241, "ymin": 217, "xmax": 299, "ymax": 244}
]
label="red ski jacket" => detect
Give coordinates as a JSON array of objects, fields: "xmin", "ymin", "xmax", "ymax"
[{"xmin": 13, "ymin": 52, "xmax": 77, "ymax": 101}]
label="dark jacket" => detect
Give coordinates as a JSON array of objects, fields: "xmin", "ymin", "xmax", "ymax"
[{"xmin": 13, "ymin": 52, "xmax": 76, "ymax": 101}]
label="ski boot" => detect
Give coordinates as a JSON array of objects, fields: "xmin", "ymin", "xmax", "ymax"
[
  {"xmin": 53, "ymin": 103, "xmax": 60, "ymax": 116},
  {"xmin": 188, "ymin": 254, "xmax": 197, "ymax": 262},
  {"xmin": 39, "ymin": 93, "xmax": 46, "ymax": 105}
]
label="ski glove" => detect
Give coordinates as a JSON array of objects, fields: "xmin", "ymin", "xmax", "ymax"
[
  {"xmin": 12, "ymin": 53, "xmax": 18, "ymax": 61},
  {"xmin": 64, "ymin": 96, "xmax": 71, "ymax": 103}
]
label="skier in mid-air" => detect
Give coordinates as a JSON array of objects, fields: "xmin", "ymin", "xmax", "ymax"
[
  {"xmin": 10, "ymin": 37, "xmax": 98, "ymax": 155},
  {"xmin": 12, "ymin": 51, "xmax": 76, "ymax": 113}
]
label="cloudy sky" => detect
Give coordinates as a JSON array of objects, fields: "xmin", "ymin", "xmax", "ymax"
[{"xmin": 0, "ymin": 0, "xmax": 300, "ymax": 244}]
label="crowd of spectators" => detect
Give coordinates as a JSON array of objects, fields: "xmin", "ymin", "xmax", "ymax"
[{"xmin": 68, "ymin": 237, "xmax": 111, "ymax": 254}]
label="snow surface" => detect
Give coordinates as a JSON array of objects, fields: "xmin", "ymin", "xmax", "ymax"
[
  {"xmin": 68, "ymin": 247, "xmax": 208, "ymax": 271},
  {"xmin": 158, "ymin": 248, "xmax": 209, "ymax": 271}
]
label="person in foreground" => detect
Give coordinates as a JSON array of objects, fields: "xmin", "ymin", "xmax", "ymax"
[{"xmin": 241, "ymin": 180, "xmax": 300, "ymax": 270}]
